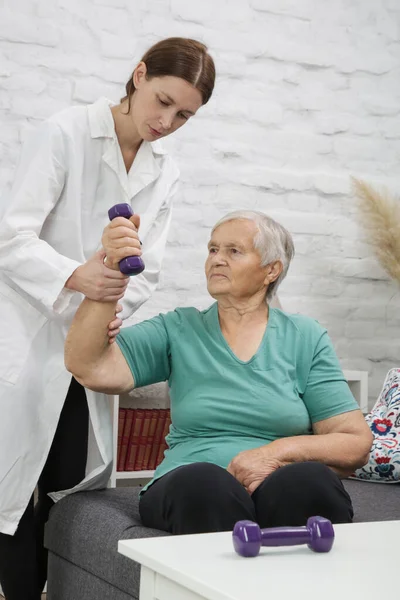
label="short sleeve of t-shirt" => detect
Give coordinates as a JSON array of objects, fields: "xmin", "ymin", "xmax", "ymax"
[
  {"xmin": 301, "ymin": 325, "xmax": 359, "ymax": 423},
  {"xmin": 116, "ymin": 314, "xmax": 172, "ymax": 388}
]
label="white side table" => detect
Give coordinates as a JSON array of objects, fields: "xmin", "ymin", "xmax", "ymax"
[{"xmin": 119, "ymin": 520, "xmax": 400, "ymax": 600}]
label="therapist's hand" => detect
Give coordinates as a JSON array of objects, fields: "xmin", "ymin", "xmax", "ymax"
[
  {"xmin": 107, "ymin": 303, "xmax": 123, "ymax": 344},
  {"xmin": 65, "ymin": 251, "xmax": 129, "ymax": 302},
  {"xmin": 101, "ymin": 214, "xmax": 142, "ymax": 271}
]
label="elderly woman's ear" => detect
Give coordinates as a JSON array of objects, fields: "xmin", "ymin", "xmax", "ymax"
[{"xmin": 264, "ymin": 261, "xmax": 283, "ymax": 285}]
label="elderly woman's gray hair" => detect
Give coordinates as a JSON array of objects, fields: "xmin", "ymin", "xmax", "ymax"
[{"xmin": 211, "ymin": 210, "xmax": 295, "ymax": 301}]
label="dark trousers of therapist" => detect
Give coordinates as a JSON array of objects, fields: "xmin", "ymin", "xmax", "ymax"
[
  {"xmin": 139, "ymin": 461, "xmax": 354, "ymax": 535},
  {"xmin": 0, "ymin": 377, "xmax": 88, "ymax": 600}
]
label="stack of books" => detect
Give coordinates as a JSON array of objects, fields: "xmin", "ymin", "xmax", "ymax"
[{"xmin": 117, "ymin": 408, "xmax": 171, "ymax": 472}]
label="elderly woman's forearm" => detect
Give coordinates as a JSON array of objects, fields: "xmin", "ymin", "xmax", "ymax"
[
  {"xmin": 65, "ymin": 297, "xmax": 117, "ymax": 379},
  {"xmin": 268, "ymin": 433, "xmax": 371, "ymax": 473}
]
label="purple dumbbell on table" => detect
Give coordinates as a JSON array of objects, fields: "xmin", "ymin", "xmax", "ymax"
[
  {"xmin": 108, "ymin": 203, "xmax": 145, "ymax": 276},
  {"xmin": 232, "ymin": 516, "xmax": 335, "ymax": 557}
]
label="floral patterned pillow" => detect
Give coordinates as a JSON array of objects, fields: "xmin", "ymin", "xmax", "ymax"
[{"xmin": 351, "ymin": 368, "xmax": 400, "ymax": 483}]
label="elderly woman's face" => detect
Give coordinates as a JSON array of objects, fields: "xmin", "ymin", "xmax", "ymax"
[{"xmin": 205, "ymin": 219, "xmax": 270, "ymax": 302}]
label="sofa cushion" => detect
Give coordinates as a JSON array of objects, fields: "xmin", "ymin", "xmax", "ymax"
[
  {"xmin": 342, "ymin": 479, "xmax": 400, "ymax": 521},
  {"xmin": 44, "ymin": 488, "xmax": 169, "ymax": 599},
  {"xmin": 352, "ymin": 368, "xmax": 400, "ymax": 483}
]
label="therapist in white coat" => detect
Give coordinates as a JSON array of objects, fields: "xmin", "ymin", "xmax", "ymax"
[{"xmin": 0, "ymin": 37, "xmax": 215, "ymax": 600}]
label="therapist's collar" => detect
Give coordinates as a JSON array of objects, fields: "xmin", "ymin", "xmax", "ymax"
[{"xmin": 87, "ymin": 97, "xmax": 167, "ymax": 155}]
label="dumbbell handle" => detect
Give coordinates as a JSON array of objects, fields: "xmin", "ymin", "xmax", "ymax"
[
  {"xmin": 108, "ymin": 203, "xmax": 145, "ymax": 276},
  {"xmin": 260, "ymin": 526, "xmax": 313, "ymax": 547}
]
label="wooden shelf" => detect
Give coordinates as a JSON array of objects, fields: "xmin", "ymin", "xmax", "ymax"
[
  {"xmin": 342, "ymin": 370, "xmax": 368, "ymax": 412},
  {"xmin": 116, "ymin": 470, "xmax": 155, "ymax": 480}
]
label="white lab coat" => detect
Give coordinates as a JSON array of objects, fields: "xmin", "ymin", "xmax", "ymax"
[{"xmin": 0, "ymin": 97, "xmax": 179, "ymax": 535}]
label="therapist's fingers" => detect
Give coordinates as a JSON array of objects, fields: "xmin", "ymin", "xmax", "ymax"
[
  {"xmin": 101, "ymin": 284, "xmax": 129, "ymax": 297},
  {"xmin": 108, "ymin": 305, "xmax": 123, "ymax": 342},
  {"xmin": 108, "ymin": 319, "xmax": 122, "ymax": 334},
  {"xmin": 102, "ymin": 286, "xmax": 129, "ymax": 298},
  {"xmin": 102, "ymin": 274, "xmax": 129, "ymax": 289},
  {"xmin": 107, "ymin": 316, "xmax": 123, "ymax": 344},
  {"xmin": 103, "ymin": 265, "xmax": 130, "ymax": 280},
  {"xmin": 102, "ymin": 292, "xmax": 127, "ymax": 302}
]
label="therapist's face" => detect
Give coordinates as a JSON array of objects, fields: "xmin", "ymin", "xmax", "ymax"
[{"xmin": 129, "ymin": 62, "xmax": 203, "ymax": 141}]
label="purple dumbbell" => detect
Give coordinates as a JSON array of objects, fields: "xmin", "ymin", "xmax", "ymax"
[
  {"xmin": 232, "ymin": 516, "xmax": 334, "ymax": 557},
  {"xmin": 108, "ymin": 203, "xmax": 145, "ymax": 276}
]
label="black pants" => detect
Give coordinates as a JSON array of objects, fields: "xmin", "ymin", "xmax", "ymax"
[
  {"xmin": 139, "ymin": 461, "xmax": 353, "ymax": 535},
  {"xmin": 0, "ymin": 377, "xmax": 88, "ymax": 600}
]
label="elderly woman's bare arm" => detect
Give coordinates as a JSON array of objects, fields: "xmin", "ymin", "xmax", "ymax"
[
  {"xmin": 65, "ymin": 297, "xmax": 134, "ymax": 394},
  {"xmin": 228, "ymin": 410, "xmax": 373, "ymax": 493},
  {"xmin": 271, "ymin": 410, "xmax": 373, "ymax": 477}
]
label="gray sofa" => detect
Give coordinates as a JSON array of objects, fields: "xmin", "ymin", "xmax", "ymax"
[{"xmin": 45, "ymin": 480, "xmax": 400, "ymax": 600}]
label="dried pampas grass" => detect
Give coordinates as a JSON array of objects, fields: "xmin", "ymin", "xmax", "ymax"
[{"xmin": 352, "ymin": 177, "xmax": 400, "ymax": 285}]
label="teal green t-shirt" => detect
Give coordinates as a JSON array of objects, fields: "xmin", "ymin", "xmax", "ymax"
[{"xmin": 116, "ymin": 304, "xmax": 358, "ymax": 491}]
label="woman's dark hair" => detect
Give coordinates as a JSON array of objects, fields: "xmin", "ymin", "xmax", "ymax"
[{"xmin": 121, "ymin": 37, "xmax": 215, "ymax": 111}]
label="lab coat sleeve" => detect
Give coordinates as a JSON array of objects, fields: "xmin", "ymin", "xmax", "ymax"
[
  {"xmin": 119, "ymin": 181, "xmax": 178, "ymax": 320},
  {"xmin": 0, "ymin": 120, "xmax": 82, "ymax": 315}
]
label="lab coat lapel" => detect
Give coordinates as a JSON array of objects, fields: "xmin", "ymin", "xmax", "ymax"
[
  {"xmin": 129, "ymin": 142, "xmax": 163, "ymax": 239},
  {"xmin": 102, "ymin": 138, "xmax": 131, "ymax": 200},
  {"xmin": 88, "ymin": 97, "xmax": 131, "ymax": 200},
  {"xmin": 102, "ymin": 140, "xmax": 162, "ymax": 206},
  {"xmin": 128, "ymin": 142, "xmax": 160, "ymax": 198}
]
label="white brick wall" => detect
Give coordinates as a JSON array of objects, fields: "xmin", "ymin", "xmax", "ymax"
[{"xmin": 1, "ymin": 0, "xmax": 399, "ymax": 407}]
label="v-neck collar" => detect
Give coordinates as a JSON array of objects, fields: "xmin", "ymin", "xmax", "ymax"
[{"xmin": 211, "ymin": 302, "xmax": 274, "ymax": 365}]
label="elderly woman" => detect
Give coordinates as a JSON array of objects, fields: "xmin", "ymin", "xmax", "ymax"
[{"xmin": 65, "ymin": 210, "xmax": 372, "ymax": 534}]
